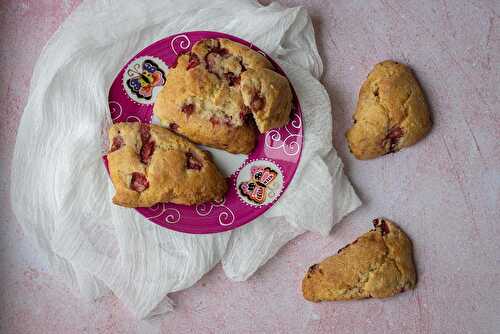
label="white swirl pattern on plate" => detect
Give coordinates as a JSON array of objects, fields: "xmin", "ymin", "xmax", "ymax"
[
  {"xmin": 109, "ymin": 101, "xmax": 122, "ymax": 121},
  {"xmin": 144, "ymin": 203, "xmax": 181, "ymax": 224},
  {"xmin": 195, "ymin": 197, "xmax": 235, "ymax": 226},
  {"xmin": 126, "ymin": 115, "xmax": 141, "ymax": 122},
  {"xmin": 170, "ymin": 34, "xmax": 191, "ymax": 55},
  {"xmin": 264, "ymin": 112, "xmax": 302, "ymax": 156}
]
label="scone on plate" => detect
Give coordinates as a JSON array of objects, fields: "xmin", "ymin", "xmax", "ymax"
[
  {"xmin": 154, "ymin": 38, "xmax": 293, "ymax": 154},
  {"xmin": 107, "ymin": 122, "xmax": 227, "ymax": 207},
  {"xmin": 302, "ymin": 218, "xmax": 416, "ymax": 302},
  {"xmin": 240, "ymin": 68, "xmax": 292, "ymax": 133},
  {"xmin": 346, "ymin": 60, "xmax": 432, "ymax": 160}
]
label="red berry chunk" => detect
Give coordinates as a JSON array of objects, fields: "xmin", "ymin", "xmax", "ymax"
[
  {"xmin": 204, "ymin": 47, "xmax": 228, "ymax": 75},
  {"xmin": 224, "ymin": 72, "xmax": 240, "ymax": 86},
  {"xmin": 250, "ymin": 93, "xmax": 265, "ymax": 111},
  {"xmin": 185, "ymin": 152, "xmax": 203, "ymax": 170},
  {"xmin": 211, "ymin": 47, "xmax": 228, "ymax": 57},
  {"xmin": 223, "ymin": 115, "xmax": 233, "ymax": 126},
  {"xmin": 386, "ymin": 127, "xmax": 403, "ymax": 140},
  {"xmin": 209, "ymin": 116, "xmax": 220, "ymax": 127},
  {"xmin": 386, "ymin": 127, "xmax": 404, "ymax": 153},
  {"xmin": 240, "ymin": 106, "xmax": 251, "ymax": 119},
  {"xmin": 139, "ymin": 123, "xmax": 151, "ymax": 144},
  {"xmin": 140, "ymin": 141, "xmax": 155, "ymax": 164},
  {"xmin": 130, "ymin": 172, "xmax": 149, "ymax": 192},
  {"xmin": 186, "ymin": 53, "xmax": 200, "ymax": 70},
  {"xmin": 169, "ymin": 122, "xmax": 179, "ymax": 132},
  {"xmin": 181, "ymin": 103, "xmax": 195, "ymax": 116},
  {"xmin": 373, "ymin": 218, "xmax": 390, "ymax": 235},
  {"xmin": 110, "ymin": 135, "xmax": 124, "ymax": 152},
  {"xmin": 205, "ymin": 52, "xmax": 220, "ymax": 74}
]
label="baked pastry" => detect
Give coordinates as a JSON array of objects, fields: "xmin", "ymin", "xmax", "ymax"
[
  {"xmin": 107, "ymin": 122, "xmax": 227, "ymax": 207},
  {"xmin": 154, "ymin": 38, "xmax": 293, "ymax": 154},
  {"xmin": 302, "ymin": 218, "xmax": 416, "ymax": 302},
  {"xmin": 346, "ymin": 60, "xmax": 432, "ymax": 159}
]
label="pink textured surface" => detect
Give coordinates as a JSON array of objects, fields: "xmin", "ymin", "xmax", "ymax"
[{"xmin": 0, "ymin": 0, "xmax": 499, "ymax": 333}]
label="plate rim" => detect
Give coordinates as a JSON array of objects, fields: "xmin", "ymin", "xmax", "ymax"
[{"xmin": 106, "ymin": 30, "xmax": 304, "ymax": 234}]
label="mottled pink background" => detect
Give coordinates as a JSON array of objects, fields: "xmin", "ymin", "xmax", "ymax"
[{"xmin": 1, "ymin": 1, "xmax": 499, "ymax": 333}]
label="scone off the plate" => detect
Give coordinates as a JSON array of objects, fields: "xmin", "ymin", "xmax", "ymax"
[
  {"xmin": 107, "ymin": 122, "xmax": 227, "ymax": 208},
  {"xmin": 154, "ymin": 38, "xmax": 293, "ymax": 154},
  {"xmin": 346, "ymin": 61, "xmax": 432, "ymax": 160},
  {"xmin": 302, "ymin": 219, "xmax": 416, "ymax": 302}
]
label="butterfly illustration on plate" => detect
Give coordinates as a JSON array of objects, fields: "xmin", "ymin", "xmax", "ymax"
[
  {"xmin": 238, "ymin": 165, "xmax": 279, "ymax": 204},
  {"xmin": 125, "ymin": 59, "xmax": 166, "ymax": 100}
]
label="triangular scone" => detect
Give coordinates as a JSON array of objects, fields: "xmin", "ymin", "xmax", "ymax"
[
  {"xmin": 107, "ymin": 122, "xmax": 227, "ymax": 207},
  {"xmin": 346, "ymin": 61, "xmax": 432, "ymax": 159},
  {"xmin": 154, "ymin": 38, "xmax": 293, "ymax": 154},
  {"xmin": 302, "ymin": 219, "xmax": 416, "ymax": 302},
  {"xmin": 240, "ymin": 68, "xmax": 292, "ymax": 133}
]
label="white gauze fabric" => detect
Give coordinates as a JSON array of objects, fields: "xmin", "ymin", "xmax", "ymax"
[{"xmin": 10, "ymin": 0, "xmax": 361, "ymax": 318}]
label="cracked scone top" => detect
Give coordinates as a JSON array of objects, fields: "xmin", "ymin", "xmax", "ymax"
[
  {"xmin": 107, "ymin": 122, "xmax": 227, "ymax": 207},
  {"xmin": 302, "ymin": 219, "xmax": 416, "ymax": 302},
  {"xmin": 346, "ymin": 60, "xmax": 432, "ymax": 159},
  {"xmin": 153, "ymin": 38, "xmax": 293, "ymax": 154}
]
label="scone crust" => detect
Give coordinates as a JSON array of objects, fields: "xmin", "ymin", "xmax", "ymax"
[
  {"xmin": 240, "ymin": 68, "xmax": 293, "ymax": 133},
  {"xmin": 154, "ymin": 38, "xmax": 292, "ymax": 154},
  {"xmin": 346, "ymin": 61, "xmax": 432, "ymax": 160},
  {"xmin": 108, "ymin": 122, "xmax": 227, "ymax": 207},
  {"xmin": 302, "ymin": 219, "xmax": 416, "ymax": 302}
]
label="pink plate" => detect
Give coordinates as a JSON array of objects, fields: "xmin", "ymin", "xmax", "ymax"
[{"xmin": 107, "ymin": 31, "xmax": 303, "ymax": 234}]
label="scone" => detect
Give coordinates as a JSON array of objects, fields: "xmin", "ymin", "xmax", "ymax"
[
  {"xmin": 107, "ymin": 122, "xmax": 227, "ymax": 207},
  {"xmin": 346, "ymin": 61, "xmax": 432, "ymax": 159},
  {"xmin": 154, "ymin": 38, "xmax": 293, "ymax": 154},
  {"xmin": 302, "ymin": 218, "xmax": 416, "ymax": 302}
]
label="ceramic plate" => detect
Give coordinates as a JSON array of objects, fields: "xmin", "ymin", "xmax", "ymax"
[{"xmin": 107, "ymin": 31, "xmax": 303, "ymax": 234}]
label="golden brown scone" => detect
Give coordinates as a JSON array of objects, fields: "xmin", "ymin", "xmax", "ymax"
[
  {"xmin": 240, "ymin": 68, "xmax": 293, "ymax": 133},
  {"xmin": 153, "ymin": 38, "xmax": 293, "ymax": 154},
  {"xmin": 346, "ymin": 61, "xmax": 432, "ymax": 159},
  {"xmin": 107, "ymin": 122, "xmax": 227, "ymax": 207},
  {"xmin": 302, "ymin": 219, "xmax": 416, "ymax": 302}
]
